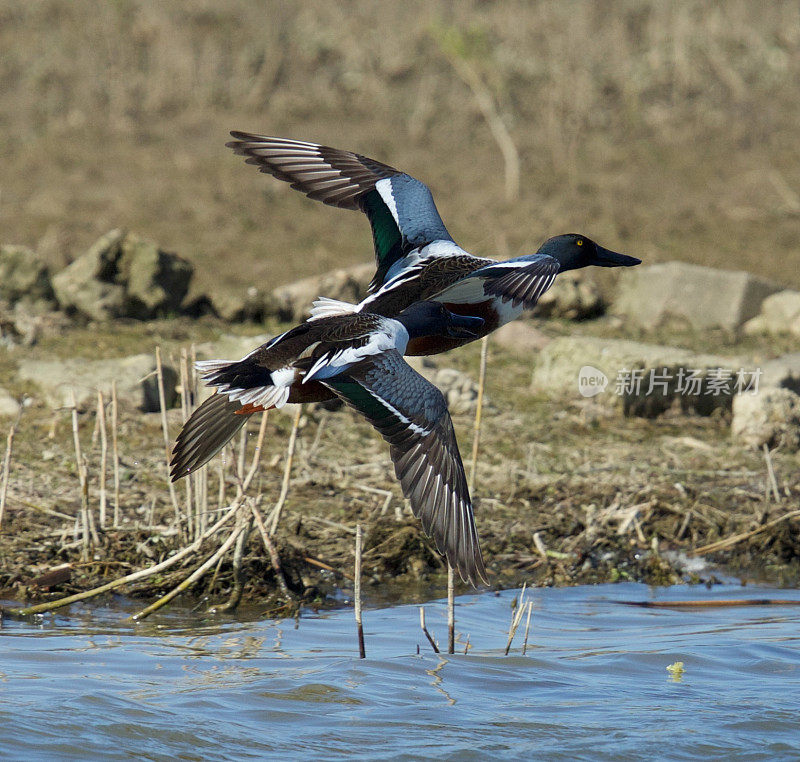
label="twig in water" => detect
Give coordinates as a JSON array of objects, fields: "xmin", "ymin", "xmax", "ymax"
[
  {"xmin": 0, "ymin": 415, "xmax": 19, "ymax": 532},
  {"xmin": 468, "ymin": 336, "xmax": 489, "ymax": 495},
  {"xmin": 620, "ymin": 598, "xmax": 800, "ymax": 609},
  {"xmin": 355, "ymin": 523, "xmax": 366, "ymax": 658},
  {"xmin": 504, "ymin": 582, "xmax": 527, "ymax": 655},
  {"xmin": 447, "ymin": 564, "xmax": 455, "ymax": 654},
  {"xmin": 419, "ymin": 606, "xmax": 440, "ymax": 654},
  {"xmin": 521, "ymin": 601, "xmax": 533, "ymax": 655},
  {"xmin": 268, "ymin": 405, "xmax": 302, "ymax": 535},
  {"xmin": 111, "ymin": 381, "xmax": 121, "ymax": 528},
  {"xmin": 763, "ymin": 443, "xmax": 781, "ymax": 503},
  {"xmin": 96, "ymin": 390, "xmax": 108, "ymax": 528},
  {"xmin": 155, "ymin": 347, "xmax": 181, "ymax": 524}
]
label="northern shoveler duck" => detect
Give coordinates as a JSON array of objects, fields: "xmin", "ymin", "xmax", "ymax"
[
  {"xmin": 227, "ymin": 132, "xmax": 641, "ymax": 354},
  {"xmin": 170, "ymin": 301, "xmax": 487, "ymax": 585}
]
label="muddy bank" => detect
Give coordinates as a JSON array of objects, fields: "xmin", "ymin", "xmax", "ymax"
[{"xmin": 2, "ymin": 322, "xmax": 798, "ymax": 616}]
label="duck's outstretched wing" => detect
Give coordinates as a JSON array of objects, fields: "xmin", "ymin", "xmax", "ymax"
[
  {"xmin": 430, "ymin": 253, "xmax": 561, "ymax": 310},
  {"xmin": 226, "ymin": 132, "xmax": 454, "ymax": 291},
  {"xmin": 323, "ymin": 350, "xmax": 487, "ymax": 586},
  {"xmin": 170, "ymin": 393, "xmax": 247, "ymax": 481}
]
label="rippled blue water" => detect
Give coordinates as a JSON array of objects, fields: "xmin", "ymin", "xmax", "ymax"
[{"xmin": 2, "ymin": 583, "xmax": 800, "ymax": 761}]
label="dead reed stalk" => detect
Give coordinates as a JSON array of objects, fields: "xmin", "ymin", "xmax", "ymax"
[
  {"xmin": 70, "ymin": 390, "xmax": 91, "ymax": 558},
  {"xmin": 251, "ymin": 501, "xmax": 292, "ymax": 598},
  {"xmin": 111, "ymin": 381, "xmax": 121, "ymax": 528},
  {"xmin": 504, "ymin": 583, "xmax": 527, "ymax": 655},
  {"xmin": 469, "ymin": 336, "xmax": 489, "ymax": 495},
  {"xmin": 355, "ymin": 523, "xmax": 365, "ymax": 658},
  {"xmin": 447, "ymin": 564, "xmax": 455, "ymax": 654},
  {"xmin": 763, "ymin": 443, "xmax": 781, "ymax": 502},
  {"xmin": 522, "ymin": 600, "xmax": 533, "ymax": 655},
  {"xmin": 0, "ymin": 417, "xmax": 19, "ymax": 532},
  {"xmin": 96, "ymin": 390, "xmax": 108, "ymax": 528},
  {"xmin": 419, "ymin": 606, "xmax": 440, "ymax": 654},
  {"xmin": 155, "ymin": 346, "xmax": 181, "ymax": 524},
  {"xmin": 268, "ymin": 405, "xmax": 302, "ymax": 535}
]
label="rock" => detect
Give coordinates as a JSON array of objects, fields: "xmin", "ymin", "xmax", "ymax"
[
  {"xmin": 531, "ymin": 271, "xmax": 603, "ymax": 320},
  {"xmin": 732, "ymin": 388, "xmax": 800, "ymax": 451},
  {"xmin": 0, "ymin": 245, "xmax": 54, "ymax": 306},
  {"xmin": 51, "ymin": 230, "xmax": 195, "ymax": 321},
  {"xmin": 407, "ymin": 357, "xmax": 481, "ymax": 413},
  {"xmin": 117, "ymin": 233, "xmax": 193, "ymax": 318},
  {"xmin": 271, "ymin": 263, "xmax": 373, "ymax": 322},
  {"xmin": 760, "ymin": 353, "xmax": 800, "ymax": 396},
  {"xmin": 531, "ymin": 335, "xmax": 752, "ymax": 417},
  {"xmin": 0, "ymin": 388, "xmax": 20, "ymax": 418},
  {"xmin": 492, "ymin": 322, "xmax": 551, "ymax": 352},
  {"xmin": 742, "ymin": 290, "xmax": 800, "ymax": 337},
  {"xmin": 211, "ymin": 287, "xmax": 280, "ymax": 322},
  {"xmin": 614, "ymin": 262, "xmax": 781, "ymax": 331},
  {"xmin": 16, "ymin": 353, "xmax": 178, "ymax": 412},
  {"xmin": 51, "ymin": 229, "xmax": 127, "ymax": 321}
]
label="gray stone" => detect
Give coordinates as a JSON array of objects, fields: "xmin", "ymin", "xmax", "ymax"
[
  {"xmin": 531, "ymin": 271, "xmax": 603, "ymax": 320},
  {"xmin": 742, "ymin": 290, "xmax": 800, "ymax": 337},
  {"xmin": 614, "ymin": 262, "xmax": 781, "ymax": 331},
  {"xmin": 492, "ymin": 322, "xmax": 551, "ymax": 352},
  {"xmin": 759, "ymin": 353, "xmax": 800, "ymax": 396},
  {"xmin": 0, "ymin": 388, "xmax": 20, "ymax": 418},
  {"xmin": 531, "ymin": 335, "xmax": 751, "ymax": 417},
  {"xmin": 0, "ymin": 245, "xmax": 54, "ymax": 305},
  {"xmin": 118, "ymin": 233, "xmax": 194, "ymax": 318},
  {"xmin": 51, "ymin": 229, "xmax": 127, "ymax": 321},
  {"xmin": 211, "ymin": 287, "xmax": 280, "ymax": 323},
  {"xmin": 16, "ymin": 353, "xmax": 178, "ymax": 412},
  {"xmin": 271, "ymin": 263, "xmax": 373, "ymax": 322},
  {"xmin": 732, "ymin": 388, "xmax": 800, "ymax": 452}
]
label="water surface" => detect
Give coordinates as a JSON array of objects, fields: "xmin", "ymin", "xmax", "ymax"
[{"xmin": 2, "ymin": 583, "xmax": 799, "ymax": 760}]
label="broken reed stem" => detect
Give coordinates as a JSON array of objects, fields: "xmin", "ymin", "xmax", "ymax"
[
  {"xmin": 96, "ymin": 391, "xmax": 108, "ymax": 529},
  {"xmin": 111, "ymin": 381, "xmax": 121, "ymax": 528},
  {"xmin": 131, "ymin": 520, "xmax": 246, "ymax": 621},
  {"xmin": 355, "ymin": 523, "xmax": 365, "ymax": 658},
  {"xmin": 522, "ymin": 601, "xmax": 533, "ymax": 655},
  {"xmin": 0, "ymin": 418, "xmax": 19, "ymax": 532},
  {"xmin": 447, "ymin": 564, "xmax": 455, "ymax": 655},
  {"xmin": 155, "ymin": 346, "xmax": 181, "ymax": 525},
  {"xmin": 70, "ymin": 391, "xmax": 90, "ymax": 559},
  {"xmin": 504, "ymin": 582, "xmax": 527, "ymax": 655},
  {"xmin": 251, "ymin": 502, "xmax": 292, "ymax": 598},
  {"xmin": 13, "ymin": 500, "xmax": 243, "ymax": 616},
  {"xmin": 237, "ymin": 425, "xmax": 248, "ymax": 484},
  {"xmin": 269, "ymin": 405, "xmax": 302, "ymax": 535},
  {"xmin": 419, "ymin": 606, "xmax": 440, "ymax": 653},
  {"xmin": 244, "ymin": 411, "xmax": 269, "ymax": 491},
  {"xmin": 763, "ymin": 443, "xmax": 781, "ymax": 502},
  {"xmin": 469, "ymin": 336, "xmax": 489, "ymax": 495}
]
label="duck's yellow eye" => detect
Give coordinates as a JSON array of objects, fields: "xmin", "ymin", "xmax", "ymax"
[{"xmin": 576, "ymin": 239, "xmax": 583, "ymax": 246}]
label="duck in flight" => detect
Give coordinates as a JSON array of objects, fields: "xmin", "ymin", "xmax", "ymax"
[
  {"xmin": 226, "ymin": 132, "xmax": 641, "ymax": 354},
  {"xmin": 170, "ymin": 301, "xmax": 488, "ymax": 586}
]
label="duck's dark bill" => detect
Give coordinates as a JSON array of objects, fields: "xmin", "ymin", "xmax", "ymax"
[
  {"xmin": 594, "ymin": 245, "xmax": 641, "ymax": 268},
  {"xmin": 447, "ymin": 313, "xmax": 485, "ymax": 339}
]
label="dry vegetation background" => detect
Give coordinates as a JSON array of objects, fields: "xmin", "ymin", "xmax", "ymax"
[{"xmin": 3, "ymin": 0, "xmax": 800, "ymax": 299}]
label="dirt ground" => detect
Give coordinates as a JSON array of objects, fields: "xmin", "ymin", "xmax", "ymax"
[{"xmin": 1, "ymin": 316, "xmax": 798, "ymax": 617}]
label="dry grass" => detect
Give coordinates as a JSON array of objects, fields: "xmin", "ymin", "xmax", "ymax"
[{"xmin": 2, "ymin": 0, "xmax": 799, "ymax": 300}]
